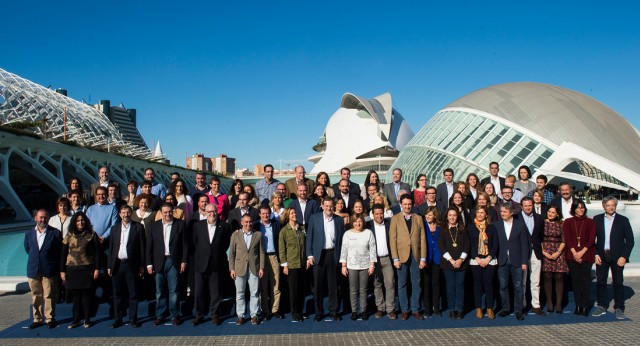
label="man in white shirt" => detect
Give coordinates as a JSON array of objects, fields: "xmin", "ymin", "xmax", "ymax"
[
  {"xmin": 108, "ymin": 205, "xmax": 145, "ymax": 328},
  {"xmin": 367, "ymin": 204, "xmax": 396, "ymax": 319},
  {"xmin": 551, "ymin": 182, "xmax": 574, "ymax": 220},
  {"xmin": 481, "ymin": 162, "xmax": 505, "ymax": 199},
  {"xmin": 191, "ymin": 205, "xmax": 231, "ymax": 326}
]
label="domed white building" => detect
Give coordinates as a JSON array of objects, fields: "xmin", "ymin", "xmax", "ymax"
[
  {"xmin": 309, "ymin": 92, "xmax": 414, "ymax": 174},
  {"xmin": 389, "ymin": 82, "xmax": 640, "ymax": 191}
]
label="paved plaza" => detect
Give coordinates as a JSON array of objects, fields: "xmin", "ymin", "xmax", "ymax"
[{"xmin": 1, "ymin": 277, "xmax": 639, "ymax": 345}]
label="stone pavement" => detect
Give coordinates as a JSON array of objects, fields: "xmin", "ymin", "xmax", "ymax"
[{"xmin": 1, "ymin": 278, "xmax": 639, "ymax": 346}]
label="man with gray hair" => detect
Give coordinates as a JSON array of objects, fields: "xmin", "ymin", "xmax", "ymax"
[{"xmin": 592, "ymin": 196, "xmax": 635, "ymax": 319}]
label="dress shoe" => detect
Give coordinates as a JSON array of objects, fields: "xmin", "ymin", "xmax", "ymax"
[
  {"xmin": 46, "ymin": 321, "xmax": 56, "ymax": 329},
  {"xmin": 83, "ymin": 320, "xmax": 92, "ymax": 328},
  {"xmin": 192, "ymin": 316, "xmax": 204, "ymax": 326},
  {"xmin": 292, "ymin": 314, "xmax": 304, "ymax": 322},
  {"xmin": 153, "ymin": 318, "xmax": 164, "ymax": 326},
  {"xmin": 273, "ymin": 312, "xmax": 284, "ymax": 319},
  {"xmin": 251, "ymin": 316, "xmax": 259, "ymax": 325},
  {"xmin": 314, "ymin": 313, "xmax": 324, "ymax": 322},
  {"xmin": 171, "ymin": 317, "xmax": 181, "ymax": 326},
  {"xmin": 401, "ymin": 312, "xmax": 410, "ymax": 320},
  {"xmin": 532, "ymin": 308, "xmax": 547, "ymax": 316},
  {"xmin": 235, "ymin": 317, "xmax": 245, "ymax": 325},
  {"xmin": 112, "ymin": 319, "xmax": 124, "ymax": 328},
  {"xmin": 573, "ymin": 307, "xmax": 580, "ymax": 315},
  {"xmin": 456, "ymin": 311, "xmax": 464, "ymax": 320},
  {"xmin": 497, "ymin": 310, "xmax": 510, "ymax": 318},
  {"xmin": 68, "ymin": 321, "xmax": 81, "ymax": 329},
  {"xmin": 351, "ymin": 312, "xmax": 358, "ymax": 321},
  {"xmin": 375, "ymin": 310, "xmax": 384, "ymax": 318},
  {"xmin": 582, "ymin": 308, "xmax": 589, "ymax": 317},
  {"xmin": 265, "ymin": 313, "xmax": 273, "ymax": 321},
  {"xmin": 412, "ymin": 312, "xmax": 424, "ymax": 320},
  {"xmin": 476, "ymin": 308, "xmax": 484, "ymax": 319},
  {"xmin": 487, "ymin": 308, "xmax": 495, "ymax": 320},
  {"xmin": 29, "ymin": 321, "xmax": 43, "ymax": 329},
  {"xmin": 331, "ymin": 313, "xmax": 342, "ymax": 321},
  {"xmin": 515, "ymin": 311, "xmax": 525, "ymax": 320},
  {"xmin": 362, "ymin": 312, "xmax": 369, "ymax": 320},
  {"xmin": 130, "ymin": 320, "xmax": 140, "ymax": 328},
  {"xmin": 388, "ymin": 312, "xmax": 397, "ymax": 320},
  {"xmin": 212, "ymin": 317, "xmax": 221, "ymax": 325}
]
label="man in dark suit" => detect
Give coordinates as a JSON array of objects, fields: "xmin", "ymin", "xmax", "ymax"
[
  {"xmin": 191, "ymin": 204, "xmax": 231, "ymax": 326},
  {"xmin": 306, "ymin": 196, "xmax": 346, "ymax": 321},
  {"xmin": 494, "ymin": 202, "xmax": 529, "ymax": 320},
  {"xmin": 146, "ymin": 203, "xmax": 188, "ymax": 326},
  {"xmin": 289, "ymin": 183, "xmax": 320, "ymax": 226},
  {"xmin": 335, "ymin": 178, "xmax": 361, "ymax": 214},
  {"xmin": 436, "ymin": 168, "xmax": 455, "ymax": 209},
  {"xmin": 383, "ymin": 168, "xmax": 411, "ymax": 211},
  {"xmin": 367, "ymin": 204, "xmax": 396, "ymax": 319},
  {"xmin": 332, "ymin": 167, "xmax": 361, "ymax": 197},
  {"xmin": 24, "ymin": 209, "xmax": 62, "ymax": 329},
  {"xmin": 592, "ymin": 196, "xmax": 635, "ymax": 319},
  {"xmin": 254, "ymin": 204, "xmax": 283, "ymax": 320},
  {"xmin": 108, "ymin": 205, "xmax": 145, "ymax": 328},
  {"xmin": 227, "ymin": 192, "xmax": 259, "ymax": 231},
  {"xmin": 481, "ymin": 161, "xmax": 506, "ymax": 199},
  {"xmin": 495, "ymin": 186, "xmax": 522, "ymax": 215},
  {"xmin": 89, "ymin": 166, "xmax": 120, "ymax": 205},
  {"xmin": 416, "ymin": 186, "xmax": 445, "ymax": 221},
  {"xmin": 515, "ymin": 197, "xmax": 545, "ymax": 316},
  {"xmin": 284, "ymin": 165, "xmax": 315, "ymax": 200}
]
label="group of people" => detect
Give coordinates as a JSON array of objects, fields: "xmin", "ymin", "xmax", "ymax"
[{"xmin": 24, "ymin": 162, "xmax": 634, "ymax": 331}]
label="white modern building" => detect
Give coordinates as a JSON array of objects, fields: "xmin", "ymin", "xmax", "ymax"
[
  {"xmin": 389, "ymin": 82, "xmax": 640, "ymax": 191},
  {"xmin": 309, "ymin": 92, "xmax": 414, "ymax": 174},
  {"xmin": 0, "ymin": 68, "xmax": 151, "ymax": 158}
]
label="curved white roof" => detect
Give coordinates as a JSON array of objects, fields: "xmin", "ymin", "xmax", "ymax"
[
  {"xmin": 445, "ymin": 82, "xmax": 640, "ymax": 172},
  {"xmin": 0, "ymin": 68, "xmax": 151, "ymax": 158},
  {"xmin": 309, "ymin": 92, "xmax": 414, "ymax": 174}
]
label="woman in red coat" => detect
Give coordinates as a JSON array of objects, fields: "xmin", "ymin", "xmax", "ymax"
[{"xmin": 563, "ymin": 200, "xmax": 596, "ymax": 317}]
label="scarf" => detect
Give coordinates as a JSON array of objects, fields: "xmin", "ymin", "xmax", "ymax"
[{"xmin": 474, "ymin": 218, "xmax": 489, "ymax": 256}]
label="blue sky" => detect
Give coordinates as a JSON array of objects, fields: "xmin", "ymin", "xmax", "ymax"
[{"xmin": 2, "ymin": 1, "xmax": 639, "ymax": 171}]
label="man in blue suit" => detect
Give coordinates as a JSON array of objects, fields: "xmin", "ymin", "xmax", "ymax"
[
  {"xmin": 24, "ymin": 209, "xmax": 62, "ymax": 329},
  {"xmin": 494, "ymin": 202, "xmax": 529, "ymax": 321},
  {"xmin": 289, "ymin": 183, "xmax": 319, "ymax": 227},
  {"xmin": 592, "ymin": 196, "xmax": 635, "ymax": 320},
  {"xmin": 306, "ymin": 196, "xmax": 345, "ymax": 321}
]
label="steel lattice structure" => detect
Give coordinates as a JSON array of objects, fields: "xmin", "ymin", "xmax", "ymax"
[{"xmin": 0, "ymin": 68, "xmax": 151, "ymax": 158}]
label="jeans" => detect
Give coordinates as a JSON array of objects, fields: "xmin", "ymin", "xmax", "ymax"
[
  {"xmin": 498, "ymin": 259, "xmax": 524, "ymax": 312},
  {"xmin": 443, "ymin": 269, "xmax": 465, "ymax": 311},
  {"xmin": 374, "ymin": 256, "xmax": 396, "ymax": 313},
  {"xmin": 235, "ymin": 271, "xmax": 260, "ymax": 318},
  {"xmin": 397, "ymin": 253, "xmax": 421, "ymax": 313},
  {"xmin": 422, "ymin": 263, "xmax": 441, "ymax": 313},
  {"xmin": 155, "ymin": 258, "xmax": 180, "ymax": 319},
  {"xmin": 596, "ymin": 253, "xmax": 625, "ymax": 310},
  {"xmin": 471, "ymin": 264, "xmax": 496, "ymax": 309}
]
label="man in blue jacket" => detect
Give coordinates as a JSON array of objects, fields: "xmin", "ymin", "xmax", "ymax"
[{"xmin": 24, "ymin": 209, "xmax": 62, "ymax": 329}]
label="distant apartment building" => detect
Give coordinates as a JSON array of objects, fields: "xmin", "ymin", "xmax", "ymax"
[
  {"xmin": 254, "ymin": 164, "xmax": 264, "ymax": 176},
  {"xmin": 235, "ymin": 168, "xmax": 253, "ymax": 177},
  {"xmin": 212, "ymin": 154, "xmax": 236, "ymax": 175},
  {"xmin": 186, "ymin": 153, "xmax": 212, "ymax": 172},
  {"xmin": 95, "ymin": 100, "xmax": 149, "ymax": 150}
]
